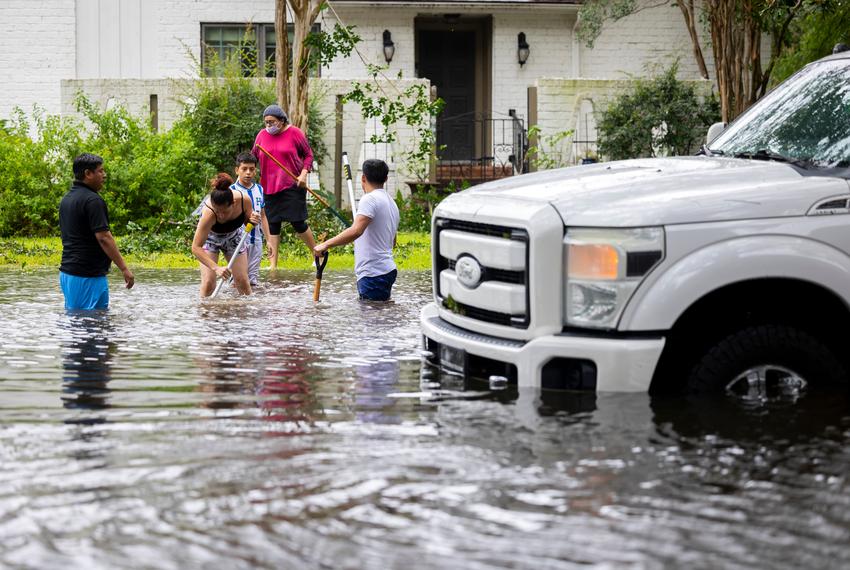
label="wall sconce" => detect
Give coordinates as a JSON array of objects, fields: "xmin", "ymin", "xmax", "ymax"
[
  {"xmin": 383, "ymin": 30, "xmax": 395, "ymax": 64},
  {"xmin": 518, "ymin": 32, "xmax": 530, "ymax": 67}
]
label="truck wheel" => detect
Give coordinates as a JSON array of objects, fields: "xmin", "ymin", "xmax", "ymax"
[{"xmin": 686, "ymin": 324, "xmax": 847, "ymax": 396}]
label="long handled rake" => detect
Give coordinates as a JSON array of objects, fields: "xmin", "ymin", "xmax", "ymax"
[
  {"xmin": 210, "ymin": 223, "xmax": 254, "ymax": 299},
  {"xmin": 254, "ymin": 143, "xmax": 351, "ymax": 228}
]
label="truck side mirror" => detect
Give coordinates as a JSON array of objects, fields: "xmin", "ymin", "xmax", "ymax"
[{"xmin": 706, "ymin": 122, "xmax": 727, "ymax": 144}]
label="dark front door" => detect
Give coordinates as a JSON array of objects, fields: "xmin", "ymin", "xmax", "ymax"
[{"xmin": 418, "ymin": 30, "xmax": 476, "ymax": 161}]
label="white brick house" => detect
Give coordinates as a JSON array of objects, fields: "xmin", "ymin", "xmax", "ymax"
[{"xmin": 0, "ymin": 0, "xmax": 716, "ymax": 196}]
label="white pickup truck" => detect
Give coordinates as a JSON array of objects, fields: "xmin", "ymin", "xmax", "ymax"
[{"xmin": 420, "ymin": 51, "xmax": 850, "ymax": 397}]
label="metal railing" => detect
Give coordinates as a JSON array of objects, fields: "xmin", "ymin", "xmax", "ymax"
[{"xmin": 435, "ymin": 111, "xmax": 528, "ymax": 184}]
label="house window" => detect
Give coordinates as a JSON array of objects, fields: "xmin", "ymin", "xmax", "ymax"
[{"xmin": 201, "ymin": 23, "xmax": 321, "ymax": 77}]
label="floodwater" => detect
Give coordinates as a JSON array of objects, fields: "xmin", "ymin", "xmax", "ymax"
[{"xmin": 1, "ymin": 268, "xmax": 849, "ymax": 569}]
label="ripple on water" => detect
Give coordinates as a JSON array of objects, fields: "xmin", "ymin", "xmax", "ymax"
[{"xmin": 1, "ymin": 268, "xmax": 850, "ymax": 568}]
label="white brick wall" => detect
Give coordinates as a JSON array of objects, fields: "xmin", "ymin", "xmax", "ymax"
[
  {"xmin": 580, "ymin": 2, "xmax": 715, "ymax": 80},
  {"xmin": 0, "ymin": 0, "xmax": 76, "ymax": 122},
  {"xmin": 491, "ymin": 10, "xmax": 573, "ymax": 127},
  {"xmin": 321, "ymin": 7, "xmax": 413, "ymax": 80}
]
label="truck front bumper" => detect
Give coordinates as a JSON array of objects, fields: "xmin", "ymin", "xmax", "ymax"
[{"xmin": 420, "ymin": 303, "xmax": 666, "ymax": 392}]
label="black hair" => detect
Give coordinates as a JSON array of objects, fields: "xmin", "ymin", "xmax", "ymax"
[
  {"xmin": 210, "ymin": 173, "xmax": 234, "ymax": 205},
  {"xmin": 235, "ymin": 151, "xmax": 258, "ymax": 166},
  {"xmin": 73, "ymin": 153, "xmax": 104, "ymax": 181},
  {"xmin": 362, "ymin": 159, "xmax": 389, "ymax": 185}
]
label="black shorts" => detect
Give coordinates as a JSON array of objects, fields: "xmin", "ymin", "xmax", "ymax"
[{"xmin": 264, "ymin": 186, "xmax": 307, "ymax": 225}]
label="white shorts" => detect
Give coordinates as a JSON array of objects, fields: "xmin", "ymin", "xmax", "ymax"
[
  {"xmin": 247, "ymin": 237, "xmax": 263, "ymax": 285},
  {"xmin": 203, "ymin": 227, "xmax": 247, "ymax": 258}
]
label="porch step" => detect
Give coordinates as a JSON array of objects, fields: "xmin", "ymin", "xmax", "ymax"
[{"xmin": 436, "ymin": 162, "xmax": 515, "ymax": 186}]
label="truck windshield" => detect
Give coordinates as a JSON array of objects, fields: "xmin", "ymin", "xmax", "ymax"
[{"xmin": 710, "ymin": 59, "xmax": 850, "ymax": 168}]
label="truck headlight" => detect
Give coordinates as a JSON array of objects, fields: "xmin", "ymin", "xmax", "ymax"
[{"xmin": 564, "ymin": 227, "xmax": 665, "ymax": 329}]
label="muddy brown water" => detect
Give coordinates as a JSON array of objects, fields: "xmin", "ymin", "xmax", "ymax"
[{"xmin": 1, "ymin": 268, "xmax": 849, "ymax": 569}]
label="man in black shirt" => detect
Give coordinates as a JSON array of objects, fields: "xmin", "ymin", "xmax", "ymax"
[{"xmin": 59, "ymin": 153, "xmax": 134, "ymax": 310}]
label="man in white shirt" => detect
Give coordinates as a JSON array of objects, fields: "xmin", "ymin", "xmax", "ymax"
[{"xmin": 313, "ymin": 159, "xmax": 400, "ymax": 301}]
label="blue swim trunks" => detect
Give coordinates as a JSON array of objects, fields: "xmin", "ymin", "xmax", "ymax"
[
  {"xmin": 60, "ymin": 272, "xmax": 109, "ymax": 310},
  {"xmin": 357, "ymin": 269, "xmax": 397, "ymax": 301}
]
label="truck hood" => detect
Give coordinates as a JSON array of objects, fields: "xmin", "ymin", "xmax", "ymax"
[{"xmin": 448, "ymin": 157, "xmax": 849, "ymax": 226}]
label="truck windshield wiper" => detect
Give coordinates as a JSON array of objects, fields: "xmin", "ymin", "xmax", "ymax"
[
  {"xmin": 732, "ymin": 149, "xmax": 812, "ymax": 169},
  {"xmin": 698, "ymin": 144, "xmax": 724, "ymax": 156}
]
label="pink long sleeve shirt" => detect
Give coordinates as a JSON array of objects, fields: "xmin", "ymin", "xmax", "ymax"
[{"xmin": 252, "ymin": 125, "xmax": 314, "ymax": 195}]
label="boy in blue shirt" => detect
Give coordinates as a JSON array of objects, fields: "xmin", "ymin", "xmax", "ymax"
[{"xmin": 230, "ymin": 152, "xmax": 269, "ymax": 286}]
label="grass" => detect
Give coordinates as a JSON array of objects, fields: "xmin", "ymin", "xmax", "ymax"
[{"xmin": 0, "ymin": 232, "xmax": 432, "ymax": 271}]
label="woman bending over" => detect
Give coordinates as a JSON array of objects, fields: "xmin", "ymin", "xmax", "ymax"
[{"xmin": 192, "ymin": 173, "xmax": 260, "ymax": 297}]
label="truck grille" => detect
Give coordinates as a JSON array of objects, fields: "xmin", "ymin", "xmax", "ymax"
[{"xmin": 434, "ymin": 218, "xmax": 530, "ymax": 328}]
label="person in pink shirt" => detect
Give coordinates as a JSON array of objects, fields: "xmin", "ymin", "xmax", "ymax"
[{"xmin": 252, "ymin": 104, "xmax": 317, "ymax": 270}]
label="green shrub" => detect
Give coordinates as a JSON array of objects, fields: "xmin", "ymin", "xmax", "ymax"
[
  {"xmin": 598, "ymin": 63, "xmax": 720, "ymax": 160},
  {"xmin": 0, "ymin": 107, "xmax": 82, "ymax": 236},
  {"xmin": 0, "ymin": 95, "xmax": 216, "ymax": 237},
  {"xmin": 394, "ymin": 181, "xmax": 467, "ymax": 233},
  {"xmin": 771, "ymin": 5, "xmax": 850, "ymax": 86},
  {"xmin": 73, "ymin": 93, "xmax": 216, "ymax": 233},
  {"xmin": 175, "ymin": 42, "xmax": 329, "ymax": 174}
]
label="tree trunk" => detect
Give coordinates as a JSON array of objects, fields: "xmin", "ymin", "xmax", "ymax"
[
  {"xmin": 287, "ymin": 0, "xmax": 323, "ymax": 131},
  {"xmin": 275, "ymin": 0, "xmax": 290, "ymax": 113},
  {"xmin": 676, "ymin": 0, "xmax": 709, "ymax": 80},
  {"xmin": 706, "ymin": 0, "xmax": 764, "ymax": 123}
]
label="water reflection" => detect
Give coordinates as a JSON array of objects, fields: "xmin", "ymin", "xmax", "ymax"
[
  {"xmin": 257, "ymin": 342, "xmax": 319, "ymax": 424},
  {"xmin": 651, "ymin": 391, "xmax": 850, "ymax": 443},
  {"xmin": 2, "ymin": 269, "xmax": 850, "ymax": 569},
  {"xmin": 354, "ymin": 358, "xmax": 401, "ymax": 424},
  {"xmin": 61, "ymin": 311, "xmax": 114, "ymax": 423}
]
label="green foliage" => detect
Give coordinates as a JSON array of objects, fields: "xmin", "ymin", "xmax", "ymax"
[
  {"xmin": 771, "ymin": 3, "xmax": 850, "ymax": 86},
  {"xmin": 597, "ymin": 64, "xmax": 719, "ymax": 160},
  {"xmin": 174, "ymin": 76, "xmax": 277, "ymax": 173},
  {"xmin": 0, "ymin": 95, "xmax": 216, "ymax": 237},
  {"xmin": 395, "ymin": 192, "xmax": 432, "ymax": 233},
  {"xmin": 302, "ymin": 24, "xmax": 360, "ymax": 71},
  {"xmin": 576, "ymin": 0, "xmax": 640, "ymax": 48},
  {"xmin": 395, "ymin": 181, "xmax": 467, "ymax": 232},
  {"xmin": 525, "ymin": 125, "xmax": 575, "ymax": 170},
  {"xmin": 176, "ymin": 34, "xmax": 329, "ymax": 173},
  {"xmin": 73, "ymin": 93, "xmax": 217, "ymax": 233},
  {"xmin": 118, "ymin": 220, "xmax": 197, "ymax": 256},
  {"xmin": 344, "ymin": 70, "xmax": 445, "ymax": 181},
  {"xmin": 0, "ymin": 107, "xmax": 83, "ymax": 236}
]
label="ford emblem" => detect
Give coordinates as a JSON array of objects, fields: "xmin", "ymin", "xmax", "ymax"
[{"xmin": 456, "ymin": 255, "xmax": 483, "ymax": 289}]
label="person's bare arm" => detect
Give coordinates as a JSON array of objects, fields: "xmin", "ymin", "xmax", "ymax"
[
  {"xmin": 314, "ymin": 215, "xmax": 372, "ymax": 254},
  {"xmin": 192, "ymin": 208, "xmax": 230, "ymax": 278},
  {"xmin": 94, "ymin": 230, "xmax": 134, "ymax": 289}
]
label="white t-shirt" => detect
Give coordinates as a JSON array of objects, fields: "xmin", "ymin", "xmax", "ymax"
[{"xmin": 354, "ymin": 188, "xmax": 400, "ymax": 280}]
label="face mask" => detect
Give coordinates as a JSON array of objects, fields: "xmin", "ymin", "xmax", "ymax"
[{"xmin": 266, "ymin": 125, "xmax": 282, "ymax": 135}]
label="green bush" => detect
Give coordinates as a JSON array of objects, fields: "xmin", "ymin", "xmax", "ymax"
[
  {"xmin": 771, "ymin": 5, "xmax": 850, "ymax": 86},
  {"xmin": 73, "ymin": 94, "xmax": 216, "ymax": 233},
  {"xmin": 0, "ymin": 95, "xmax": 216, "ymax": 237},
  {"xmin": 0, "ymin": 107, "xmax": 82, "ymax": 236},
  {"xmin": 598, "ymin": 63, "xmax": 720, "ymax": 160},
  {"xmin": 175, "ymin": 43, "xmax": 329, "ymax": 174}
]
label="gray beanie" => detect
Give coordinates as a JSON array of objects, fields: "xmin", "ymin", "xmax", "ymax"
[{"xmin": 262, "ymin": 104, "xmax": 288, "ymax": 123}]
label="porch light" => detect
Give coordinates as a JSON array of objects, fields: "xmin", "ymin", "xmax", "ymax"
[
  {"xmin": 518, "ymin": 32, "xmax": 530, "ymax": 66},
  {"xmin": 383, "ymin": 30, "xmax": 395, "ymax": 64}
]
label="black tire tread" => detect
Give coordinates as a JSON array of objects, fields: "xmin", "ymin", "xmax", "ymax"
[{"xmin": 687, "ymin": 324, "xmax": 846, "ymax": 394}]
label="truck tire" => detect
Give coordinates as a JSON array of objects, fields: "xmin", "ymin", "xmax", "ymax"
[{"xmin": 686, "ymin": 324, "xmax": 847, "ymax": 396}]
